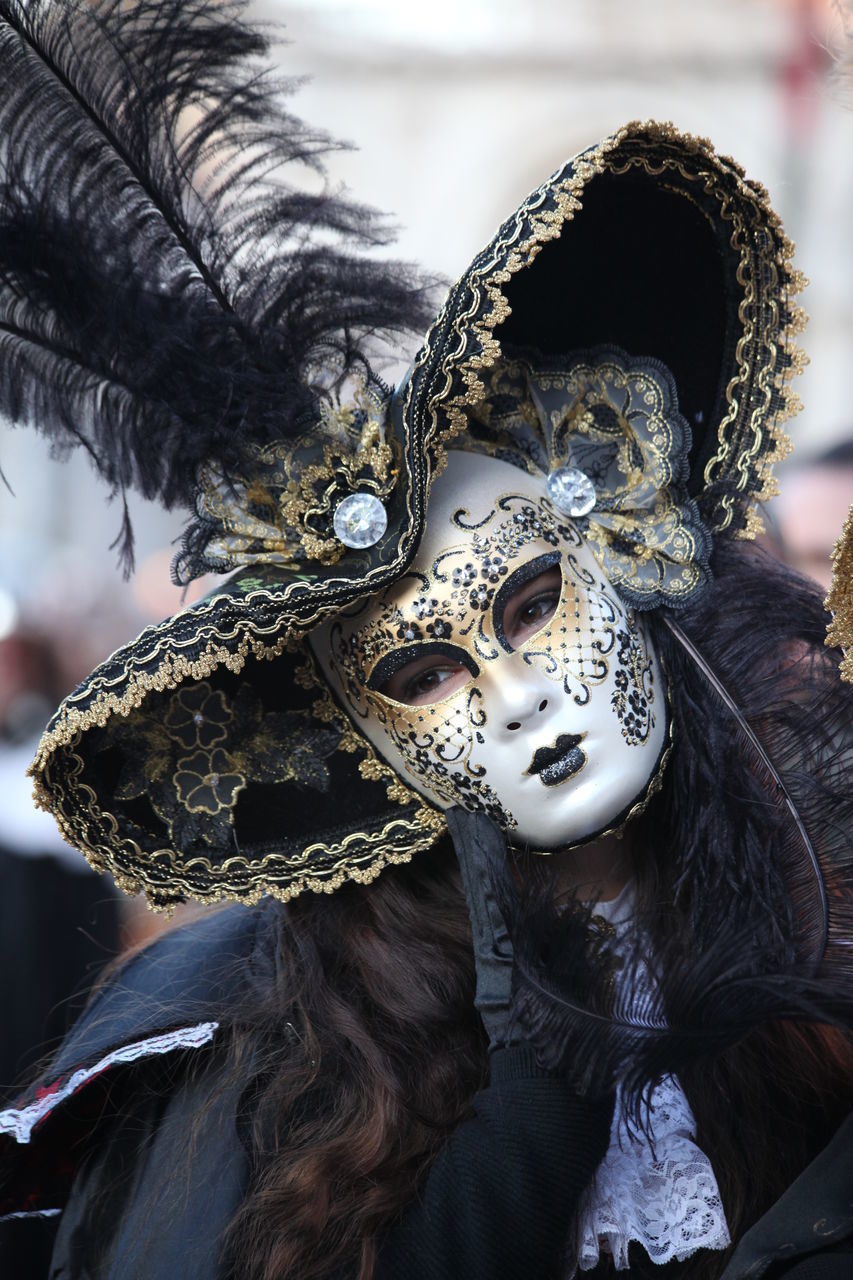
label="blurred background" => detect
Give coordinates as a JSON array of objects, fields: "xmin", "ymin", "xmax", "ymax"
[{"xmin": 2, "ymin": 0, "xmax": 853, "ymax": 1092}]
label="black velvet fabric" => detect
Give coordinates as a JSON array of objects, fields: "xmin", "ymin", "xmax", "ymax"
[{"xmin": 499, "ymin": 171, "xmax": 733, "ymax": 478}]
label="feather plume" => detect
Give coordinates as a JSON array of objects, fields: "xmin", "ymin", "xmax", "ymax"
[
  {"xmin": 505, "ymin": 544, "xmax": 853, "ymax": 1113},
  {"xmin": 0, "ymin": 0, "xmax": 435, "ymax": 570}
]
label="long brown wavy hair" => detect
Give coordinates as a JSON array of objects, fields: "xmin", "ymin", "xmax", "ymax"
[
  {"xmin": 221, "ymin": 845, "xmax": 487, "ymax": 1280},
  {"xmin": 222, "ymin": 546, "xmax": 853, "ymax": 1280}
]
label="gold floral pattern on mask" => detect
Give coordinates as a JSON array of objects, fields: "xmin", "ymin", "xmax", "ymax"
[{"xmin": 106, "ymin": 680, "xmax": 341, "ymax": 851}]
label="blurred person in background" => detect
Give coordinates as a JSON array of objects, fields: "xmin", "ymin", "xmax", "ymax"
[
  {"xmin": 764, "ymin": 441, "xmax": 853, "ymax": 588},
  {"xmin": 0, "ymin": 627, "xmax": 121, "ymax": 1100},
  {"xmin": 0, "ymin": 624, "xmax": 120, "ymax": 1280},
  {"xmin": 0, "ymin": 626, "xmax": 120, "ymax": 1103}
]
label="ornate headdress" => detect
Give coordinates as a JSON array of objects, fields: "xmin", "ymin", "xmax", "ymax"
[{"xmin": 1, "ymin": 0, "xmax": 810, "ymax": 910}]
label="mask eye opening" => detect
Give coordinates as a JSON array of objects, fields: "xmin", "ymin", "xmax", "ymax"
[
  {"xmin": 492, "ymin": 551, "xmax": 563, "ymax": 653},
  {"xmin": 366, "ymin": 640, "xmax": 479, "ymax": 694}
]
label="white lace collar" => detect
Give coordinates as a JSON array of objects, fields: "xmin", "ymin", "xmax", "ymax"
[{"xmin": 573, "ymin": 884, "xmax": 731, "ymax": 1272}]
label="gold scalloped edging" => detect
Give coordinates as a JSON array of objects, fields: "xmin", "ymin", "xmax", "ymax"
[
  {"xmin": 30, "ymin": 613, "xmax": 294, "ymax": 767},
  {"xmin": 38, "ymin": 714, "xmax": 671, "ymax": 914},
  {"xmin": 417, "ymin": 120, "xmax": 806, "ymax": 542},
  {"xmin": 34, "ymin": 737, "xmax": 447, "ymax": 913},
  {"xmin": 826, "ymin": 503, "xmax": 853, "ymax": 683},
  {"xmin": 418, "ymin": 136, "xmax": 621, "ymax": 482},
  {"xmin": 31, "ymin": 632, "xmax": 447, "ymax": 910},
  {"xmin": 30, "ymin": 587, "xmax": 388, "ymax": 764}
]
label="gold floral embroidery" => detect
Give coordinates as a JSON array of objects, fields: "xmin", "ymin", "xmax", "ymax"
[
  {"xmin": 174, "ymin": 749, "xmax": 245, "ymax": 815},
  {"xmin": 164, "ymin": 684, "xmax": 231, "ymax": 750},
  {"xmin": 194, "ymin": 385, "xmax": 398, "ymax": 572},
  {"xmin": 105, "ymin": 677, "xmax": 346, "ymax": 854}
]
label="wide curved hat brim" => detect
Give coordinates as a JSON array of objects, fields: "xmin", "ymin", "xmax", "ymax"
[
  {"xmin": 405, "ymin": 119, "xmax": 805, "ymax": 540},
  {"xmin": 31, "ymin": 562, "xmax": 446, "ymax": 910}
]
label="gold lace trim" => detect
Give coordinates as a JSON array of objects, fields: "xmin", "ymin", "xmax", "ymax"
[
  {"xmin": 34, "ymin": 751, "xmax": 445, "ymax": 918},
  {"xmin": 42, "ymin": 772, "xmax": 442, "ymax": 913},
  {"xmin": 31, "ymin": 608, "xmax": 294, "ymax": 766},
  {"xmin": 826, "ymin": 503, "xmax": 853, "ymax": 683},
  {"xmin": 603, "ymin": 148, "xmax": 803, "ymax": 535},
  {"xmin": 418, "ymin": 136, "xmax": 620, "ymax": 478},
  {"xmin": 198, "ymin": 394, "xmax": 398, "ymax": 570}
]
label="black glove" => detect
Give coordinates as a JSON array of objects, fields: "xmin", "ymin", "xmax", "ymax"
[{"xmin": 445, "ymin": 806, "xmax": 518, "ymax": 1052}]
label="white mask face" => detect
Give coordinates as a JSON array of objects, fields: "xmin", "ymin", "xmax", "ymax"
[{"xmin": 312, "ymin": 451, "xmax": 668, "ymax": 848}]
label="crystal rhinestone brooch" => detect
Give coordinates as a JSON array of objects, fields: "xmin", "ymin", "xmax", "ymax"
[
  {"xmin": 546, "ymin": 466, "xmax": 596, "ymax": 518},
  {"xmin": 333, "ymin": 492, "xmax": 389, "ymax": 549}
]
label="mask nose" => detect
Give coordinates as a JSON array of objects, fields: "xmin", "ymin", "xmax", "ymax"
[
  {"xmin": 482, "ymin": 657, "xmax": 552, "ymax": 735},
  {"xmin": 505, "ymin": 698, "xmax": 549, "ymax": 732}
]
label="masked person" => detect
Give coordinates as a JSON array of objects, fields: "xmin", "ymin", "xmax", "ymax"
[{"xmin": 1, "ymin": 4, "xmax": 853, "ymax": 1279}]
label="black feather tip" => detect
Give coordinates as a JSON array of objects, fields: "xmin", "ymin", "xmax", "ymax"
[{"xmin": 0, "ymin": 0, "xmax": 436, "ymax": 573}]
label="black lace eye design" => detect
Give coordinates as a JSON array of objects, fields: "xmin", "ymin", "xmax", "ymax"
[
  {"xmin": 492, "ymin": 552, "xmax": 563, "ymax": 653},
  {"xmin": 367, "ymin": 641, "xmax": 479, "ymax": 706}
]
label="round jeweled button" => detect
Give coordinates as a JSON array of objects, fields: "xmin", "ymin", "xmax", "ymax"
[
  {"xmin": 333, "ymin": 492, "xmax": 388, "ymax": 549},
  {"xmin": 546, "ymin": 467, "xmax": 596, "ymax": 517}
]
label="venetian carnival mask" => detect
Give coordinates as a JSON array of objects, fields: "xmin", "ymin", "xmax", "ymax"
[
  {"xmin": 313, "ymin": 451, "xmax": 669, "ymax": 849},
  {"xmin": 21, "ymin": 116, "xmax": 806, "ymax": 909}
]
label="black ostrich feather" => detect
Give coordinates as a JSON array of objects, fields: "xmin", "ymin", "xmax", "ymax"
[{"xmin": 0, "ymin": 0, "xmax": 435, "ymax": 570}]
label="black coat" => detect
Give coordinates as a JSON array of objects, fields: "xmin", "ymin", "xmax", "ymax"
[{"xmin": 1, "ymin": 904, "xmax": 851, "ymax": 1280}]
